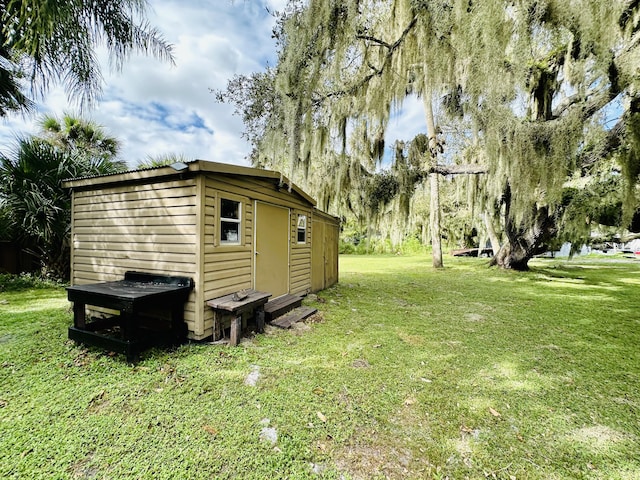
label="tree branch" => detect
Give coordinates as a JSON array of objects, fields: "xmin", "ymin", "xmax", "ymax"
[
  {"xmin": 428, "ymin": 164, "xmax": 488, "ymax": 175},
  {"xmin": 578, "ymin": 117, "xmax": 626, "ymax": 169},
  {"xmin": 312, "ymin": 16, "xmax": 418, "ymax": 105}
]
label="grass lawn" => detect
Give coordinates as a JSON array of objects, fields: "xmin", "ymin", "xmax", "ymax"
[{"xmin": 1, "ymin": 255, "xmax": 639, "ymax": 479}]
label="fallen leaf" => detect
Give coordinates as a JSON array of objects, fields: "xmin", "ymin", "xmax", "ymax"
[
  {"xmin": 317, "ymin": 411, "xmax": 327, "ymax": 423},
  {"xmin": 203, "ymin": 425, "xmax": 218, "ymax": 436},
  {"xmin": 312, "ymin": 387, "xmax": 324, "ymax": 395},
  {"xmin": 489, "ymin": 407, "xmax": 501, "ymax": 417},
  {"xmin": 461, "ymin": 425, "xmax": 473, "ymax": 434},
  {"xmin": 404, "ymin": 396, "xmax": 417, "ymax": 406}
]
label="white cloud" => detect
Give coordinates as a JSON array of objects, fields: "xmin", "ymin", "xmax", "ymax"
[
  {"xmin": 0, "ymin": 0, "xmax": 284, "ymax": 167},
  {"xmin": 0, "ymin": 1, "xmax": 426, "ymax": 170}
]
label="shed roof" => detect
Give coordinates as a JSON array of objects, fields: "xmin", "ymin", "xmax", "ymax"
[{"xmin": 62, "ymin": 159, "xmax": 316, "ymax": 206}]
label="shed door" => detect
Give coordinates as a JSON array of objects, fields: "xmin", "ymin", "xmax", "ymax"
[
  {"xmin": 255, "ymin": 202, "xmax": 290, "ymax": 297},
  {"xmin": 311, "ymin": 219, "xmax": 326, "ymax": 292},
  {"xmin": 324, "ymin": 221, "xmax": 339, "ymax": 286}
]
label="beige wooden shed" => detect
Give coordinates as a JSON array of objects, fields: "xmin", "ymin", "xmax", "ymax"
[{"xmin": 63, "ymin": 160, "xmax": 339, "ymax": 341}]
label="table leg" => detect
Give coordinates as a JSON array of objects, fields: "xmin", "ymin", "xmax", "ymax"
[
  {"xmin": 73, "ymin": 302, "xmax": 86, "ymax": 329},
  {"xmin": 170, "ymin": 306, "xmax": 186, "ymax": 343},
  {"xmin": 230, "ymin": 315, "xmax": 241, "ymax": 346},
  {"xmin": 256, "ymin": 307, "xmax": 265, "ymax": 334},
  {"xmin": 121, "ymin": 313, "xmax": 136, "ymax": 341}
]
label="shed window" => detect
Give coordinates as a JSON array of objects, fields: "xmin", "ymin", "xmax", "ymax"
[
  {"xmin": 297, "ymin": 214, "xmax": 307, "ymax": 243},
  {"xmin": 220, "ymin": 198, "xmax": 241, "ymax": 244}
]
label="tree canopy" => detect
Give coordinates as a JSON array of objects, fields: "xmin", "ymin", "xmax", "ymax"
[
  {"xmin": 0, "ymin": 0, "xmax": 174, "ymax": 114},
  {"xmin": 219, "ymin": 0, "xmax": 640, "ymax": 268}
]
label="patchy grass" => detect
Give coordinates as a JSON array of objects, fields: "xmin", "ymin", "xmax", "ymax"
[{"xmin": 1, "ymin": 255, "xmax": 639, "ymax": 479}]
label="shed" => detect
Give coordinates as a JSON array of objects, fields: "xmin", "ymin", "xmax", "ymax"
[{"xmin": 63, "ymin": 160, "xmax": 339, "ymax": 341}]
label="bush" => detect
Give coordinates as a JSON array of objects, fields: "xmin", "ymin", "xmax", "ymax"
[
  {"xmin": 0, "ymin": 272, "xmax": 65, "ymax": 292},
  {"xmin": 397, "ymin": 237, "xmax": 430, "ymax": 255},
  {"xmin": 339, "ymin": 241, "xmax": 357, "ymax": 254},
  {"xmin": 340, "ymin": 235, "xmax": 433, "ymax": 255}
]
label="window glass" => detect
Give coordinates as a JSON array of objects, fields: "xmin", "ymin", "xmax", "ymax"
[
  {"xmin": 220, "ymin": 198, "xmax": 241, "ymax": 244},
  {"xmin": 297, "ymin": 214, "xmax": 307, "ymax": 243},
  {"xmin": 221, "ymin": 198, "xmax": 239, "ymax": 220}
]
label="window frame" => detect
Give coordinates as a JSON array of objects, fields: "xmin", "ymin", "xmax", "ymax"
[
  {"xmin": 219, "ymin": 196, "xmax": 243, "ymax": 246},
  {"xmin": 297, "ymin": 214, "xmax": 307, "ymax": 244}
]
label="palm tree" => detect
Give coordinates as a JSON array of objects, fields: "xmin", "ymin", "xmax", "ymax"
[
  {"xmin": 40, "ymin": 113, "xmax": 125, "ymax": 168},
  {"xmin": 0, "ymin": 0, "xmax": 174, "ymax": 115},
  {"xmin": 0, "ymin": 116, "xmax": 128, "ymax": 279},
  {"xmin": 136, "ymin": 153, "xmax": 193, "ymax": 170}
]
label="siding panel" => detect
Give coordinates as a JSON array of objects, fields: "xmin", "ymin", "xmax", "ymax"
[{"xmin": 70, "ymin": 179, "xmax": 198, "ymax": 336}]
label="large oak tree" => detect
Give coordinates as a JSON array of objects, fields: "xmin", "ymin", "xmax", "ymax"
[{"xmin": 220, "ymin": 0, "xmax": 640, "ymax": 269}]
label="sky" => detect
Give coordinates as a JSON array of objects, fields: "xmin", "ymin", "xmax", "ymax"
[{"xmin": 0, "ymin": 0, "xmax": 425, "ymax": 169}]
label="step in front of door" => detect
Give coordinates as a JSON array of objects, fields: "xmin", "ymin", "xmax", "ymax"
[
  {"xmin": 271, "ymin": 306, "xmax": 318, "ymax": 329},
  {"xmin": 264, "ymin": 294, "xmax": 303, "ymax": 322}
]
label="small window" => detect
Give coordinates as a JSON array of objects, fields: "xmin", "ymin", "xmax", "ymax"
[
  {"xmin": 297, "ymin": 214, "xmax": 307, "ymax": 243},
  {"xmin": 220, "ymin": 198, "xmax": 241, "ymax": 244}
]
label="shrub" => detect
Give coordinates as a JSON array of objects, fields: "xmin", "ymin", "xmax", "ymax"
[{"xmin": 0, "ymin": 272, "xmax": 65, "ymax": 292}]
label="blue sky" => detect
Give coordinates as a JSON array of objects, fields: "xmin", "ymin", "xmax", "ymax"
[{"xmin": 0, "ymin": 0, "xmax": 425, "ymax": 168}]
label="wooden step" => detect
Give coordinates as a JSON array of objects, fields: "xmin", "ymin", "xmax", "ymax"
[
  {"xmin": 271, "ymin": 307, "xmax": 318, "ymax": 329},
  {"xmin": 264, "ymin": 294, "xmax": 303, "ymax": 322}
]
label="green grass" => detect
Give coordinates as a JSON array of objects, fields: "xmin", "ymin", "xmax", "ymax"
[{"xmin": 1, "ymin": 255, "xmax": 639, "ymax": 479}]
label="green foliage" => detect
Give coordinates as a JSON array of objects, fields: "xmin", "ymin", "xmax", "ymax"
[
  {"xmin": 0, "ymin": 0, "xmax": 174, "ymax": 114},
  {"xmin": 0, "ymin": 42, "xmax": 33, "ymax": 115},
  {"xmin": 225, "ymin": 0, "xmax": 640, "ymax": 268},
  {"xmin": 0, "ymin": 117, "xmax": 127, "ymax": 279},
  {"xmin": 136, "ymin": 153, "xmax": 193, "ymax": 170},
  {"xmin": 40, "ymin": 114, "xmax": 124, "ymax": 166},
  {"xmin": 214, "ymin": 69, "xmax": 280, "ymax": 160},
  {"xmin": 0, "ymin": 272, "xmax": 64, "ymax": 291},
  {"xmin": 363, "ymin": 171, "xmax": 399, "ymax": 215},
  {"xmin": 2, "ymin": 256, "xmax": 640, "ymax": 478},
  {"xmin": 619, "ymin": 111, "xmax": 640, "ymax": 224}
]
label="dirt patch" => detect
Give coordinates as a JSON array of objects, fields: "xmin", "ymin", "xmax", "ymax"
[
  {"xmin": 398, "ymin": 332, "xmax": 424, "ymax": 346},
  {"xmin": 351, "ymin": 359, "xmax": 370, "ymax": 368},
  {"xmin": 69, "ymin": 453, "xmax": 98, "ymax": 479},
  {"xmin": 334, "ymin": 441, "xmax": 413, "ymax": 479},
  {"xmin": 464, "ymin": 313, "xmax": 484, "ymax": 322},
  {"xmin": 305, "ymin": 311, "xmax": 325, "ymax": 324},
  {"xmin": 86, "ymin": 390, "xmax": 110, "ymax": 414},
  {"xmin": 568, "ymin": 425, "xmax": 632, "ymax": 451},
  {"xmin": 290, "ymin": 322, "xmax": 312, "ymax": 335}
]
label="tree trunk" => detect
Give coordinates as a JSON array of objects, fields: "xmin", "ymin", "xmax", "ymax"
[
  {"xmin": 423, "ymin": 92, "xmax": 443, "ymax": 268},
  {"xmin": 482, "ymin": 212, "xmax": 502, "ymax": 257},
  {"xmin": 429, "ymin": 172, "xmax": 443, "ymax": 267},
  {"xmin": 490, "ymin": 186, "xmax": 557, "ymax": 270}
]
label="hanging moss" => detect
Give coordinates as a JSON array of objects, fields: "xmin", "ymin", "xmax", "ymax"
[{"xmin": 243, "ymin": 0, "xmax": 640, "ymax": 254}]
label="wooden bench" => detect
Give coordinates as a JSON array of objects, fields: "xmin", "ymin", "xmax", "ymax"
[{"xmin": 207, "ymin": 290, "xmax": 271, "ymax": 346}]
